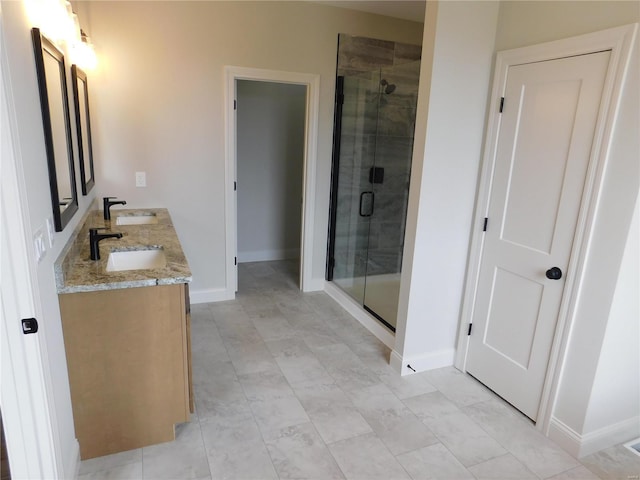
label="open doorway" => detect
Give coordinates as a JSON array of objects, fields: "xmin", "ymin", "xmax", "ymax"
[
  {"xmin": 236, "ymin": 80, "xmax": 306, "ymax": 290},
  {"xmin": 224, "ymin": 67, "xmax": 320, "ymax": 297}
]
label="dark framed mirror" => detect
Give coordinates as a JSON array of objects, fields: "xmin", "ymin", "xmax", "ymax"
[
  {"xmin": 71, "ymin": 65, "xmax": 95, "ymax": 195},
  {"xmin": 32, "ymin": 27, "xmax": 78, "ymax": 231}
]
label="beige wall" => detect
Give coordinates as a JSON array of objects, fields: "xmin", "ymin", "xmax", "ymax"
[
  {"xmin": 495, "ymin": 0, "xmax": 639, "ymax": 50},
  {"xmin": 79, "ymin": 1, "xmax": 423, "ymax": 299},
  {"xmin": 394, "ymin": 1, "xmax": 500, "ymax": 372},
  {"xmin": 585, "ymin": 195, "xmax": 639, "ymax": 441}
]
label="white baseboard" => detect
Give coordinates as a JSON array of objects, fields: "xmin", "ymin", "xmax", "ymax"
[
  {"xmin": 324, "ymin": 281, "xmax": 395, "ymax": 349},
  {"xmin": 390, "ymin": 349, "xmax": 404, "ymax": 374},
  {"xmin": 238, "ymin": 248, "xmax": 299, "ymax": 263},
  {"xmin": 189, "ymin": 287, "xmax": 235, "ymax": 304},
  {"xmin": 390, "ymin": 348, "xmax": 456, "ymax": 376},
  {"xmin": 548, "ymin": 417, "xmax": 583, "ymax": 458},
  {"xmin": 303, "ymin": 277, "xmax": 325, "ymax": 292},
  {"xmin": 549, "ymin": 415, "xmax": 640, "ymax": 458},
  {"xmin": 190, "ymin": 277, "xmax": 322, "ymax": 302}
]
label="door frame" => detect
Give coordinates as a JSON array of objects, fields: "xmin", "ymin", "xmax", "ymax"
[
  {"xmin": 224, "ymin": 66, "xmax": 320, "ymax": 295},
  {"xmin": 455, "ymin": 24, "xmax": 638, "ymax": 432},
  {"xmin": 1, "ymin": 21, "xmax": 61, "ymax": 477}
]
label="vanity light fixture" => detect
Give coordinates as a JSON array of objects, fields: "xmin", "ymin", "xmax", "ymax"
[
  {"xmin": 72, "ymin": 29, "xmax": 98, "ymax": 71},
  {"xmin": 25, "ymin": 0, "xmax": 98, "ymax": 70},
  {"xmin": 24, "ymin": 0, "xmax": 71, "ymax": 45}
]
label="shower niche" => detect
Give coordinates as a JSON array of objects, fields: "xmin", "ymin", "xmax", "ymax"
[{"xmin": 327, "ymin": 34, "xmax": 421, "ymax": 331}]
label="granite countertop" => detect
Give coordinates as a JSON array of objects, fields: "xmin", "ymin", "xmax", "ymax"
[{"xmin": 55, "ymin": 208, "xmax": 192, "ymax": 294}]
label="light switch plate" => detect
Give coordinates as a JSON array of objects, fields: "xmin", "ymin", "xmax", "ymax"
[
  {"xmin": 135, "ymin": 171, "xmax": 146, "ymax": 187},
  {"xmin": 33, "ymin": 228, "xmax": 46, "ymax": 263},
  {"xmin": 45, "ymin": 217, "xmax": 55, "ymax": 248}
]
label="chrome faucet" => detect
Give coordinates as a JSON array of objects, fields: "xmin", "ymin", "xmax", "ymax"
[
  {"xmin": 90, "ymin": 228, "xmax": 123, "ymax": 261},
  {"xmin": 103, "ymin": 197, "xmax": 127, "ymax": 220}
]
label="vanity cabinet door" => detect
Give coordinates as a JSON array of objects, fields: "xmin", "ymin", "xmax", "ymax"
[{"xmin": 59, "ymin": 284, "xmax": 190, "ymax": 460}]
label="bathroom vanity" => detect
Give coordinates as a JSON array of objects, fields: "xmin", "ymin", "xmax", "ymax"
[{"xmin": 55, "ymin": 208, "xmax": 193, "ymax": 460}]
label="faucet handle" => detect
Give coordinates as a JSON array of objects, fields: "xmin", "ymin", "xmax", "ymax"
[
  {"xmin": 103, "ymin": 197, "xmax": 116, "ymax": 206},
  {"xmin": 90, "ymin": 227, "xmax": 108, "ymax": 234},
  {"xmin": 103, "ymin": 196, "xmax": 122, "ymax": 207}
]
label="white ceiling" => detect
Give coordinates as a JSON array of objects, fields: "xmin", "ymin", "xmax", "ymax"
[{"xmin": 313, "ymin": 1, "xmax": 426, "ymax": 23}]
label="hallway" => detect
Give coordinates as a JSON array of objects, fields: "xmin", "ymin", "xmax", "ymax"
[{"xmin": 78, "ymin": 261, "xmax": 639, "ymax": 479}]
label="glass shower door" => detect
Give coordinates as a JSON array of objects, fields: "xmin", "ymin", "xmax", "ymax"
[
  {"xmin": 328, "ymin": 60, "xmax": 419, "ymax": 332},
  {"xmin": 330, "ymin": 70, "xmax": 381, "ymax": 305},
  {"xmin": 362, "ymin": 60, "xmax": 420, "ymax": 331}
]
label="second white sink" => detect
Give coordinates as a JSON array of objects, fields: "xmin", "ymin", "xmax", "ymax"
[
  {"xmin": 115, "ymin": 214, "xmax": 158, "ymax": 225},
  {"xmin": 106, "ymin": 249, "xmax": 167, "ymax": 272}
]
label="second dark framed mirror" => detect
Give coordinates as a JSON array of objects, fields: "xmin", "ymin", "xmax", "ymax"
[
  {"xmin": 32, "ymin": 27, "xmax": 78, "ymax": 231},
  {"xmin": 71, "ymin": 65, "xmax": 95, "ymax": 195}
]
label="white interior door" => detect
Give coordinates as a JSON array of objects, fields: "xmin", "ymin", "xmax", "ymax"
[{"xmin": 466, "ymin": 51, "xmax": 610, "ymax": 421}]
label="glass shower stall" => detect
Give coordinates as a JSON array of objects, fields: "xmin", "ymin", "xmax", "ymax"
[{"xmin": 327, "ymin": 57, "xmax": 420, "ymax": 331}]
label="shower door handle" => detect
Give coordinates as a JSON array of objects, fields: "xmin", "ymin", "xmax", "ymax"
[{"xmin": 359, "ymin": 191, "xmax": 374, "ymax": 217}]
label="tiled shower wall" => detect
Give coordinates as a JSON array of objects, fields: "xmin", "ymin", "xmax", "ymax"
[{"xmin": 333, "ymin": 34, "xmax": 421, "ymax": 280}]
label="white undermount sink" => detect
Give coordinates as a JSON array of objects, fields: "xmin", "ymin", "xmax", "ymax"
[
  {"xmin": 115, "ymin": 214, "xmax": 158, "ymax": 225},
  {"xmin": 106, "ymin": 249, "xmax": 167, "ymax": 272}
]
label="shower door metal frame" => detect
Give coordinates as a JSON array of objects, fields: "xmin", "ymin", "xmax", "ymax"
[{"xmin": 326, "ymin": 75, "xmax": 344, "ymax": 281}]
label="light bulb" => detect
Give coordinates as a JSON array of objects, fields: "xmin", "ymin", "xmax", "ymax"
[
  {"xmin": 74, "ymin": 41, "xmax": 98, "ymax": 70},
  {"xmin": 25, "ymin": 0, "xmax": 98, "ymax": 68}
]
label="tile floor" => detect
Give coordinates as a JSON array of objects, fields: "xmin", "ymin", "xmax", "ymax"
[{"xmin": 79, "ymin": 260, "xmax": 640, "ymax": 480}]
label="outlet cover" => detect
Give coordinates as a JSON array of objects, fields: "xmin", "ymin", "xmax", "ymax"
[{"xmin": 135, "ymin": 171, "xmax": 146, "ymax": 187}]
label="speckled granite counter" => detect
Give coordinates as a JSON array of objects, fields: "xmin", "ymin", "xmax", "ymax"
[{"xmin": 55, "ymin": 208, "xmax": 192, "ymax": 294}]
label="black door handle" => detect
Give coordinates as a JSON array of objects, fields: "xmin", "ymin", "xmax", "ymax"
[
  {"xmin": 359, "ymin": 191, "xmax": 374, "ymax": 217},
  {"xmin": 546, "ymin": 267, "xmax": 563, "ymax": 280}
]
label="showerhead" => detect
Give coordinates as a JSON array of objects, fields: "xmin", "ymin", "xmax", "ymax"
[{"xmin": 380, "ymin": 79, "xmax": 396, "ymax": 94}]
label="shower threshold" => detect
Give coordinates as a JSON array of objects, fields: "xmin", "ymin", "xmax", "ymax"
[
  {"xmin": 324, "ymin": 281, "xmax": 396, "ymax": 349},
  {"xmin": 332, "ymin": 273, "xmax": 401, "ymax": 331}
]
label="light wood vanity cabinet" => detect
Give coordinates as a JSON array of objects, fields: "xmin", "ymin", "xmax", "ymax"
[{"xmin": 59, "ymin": 283, "xmax": 192, "ymax": 460}]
